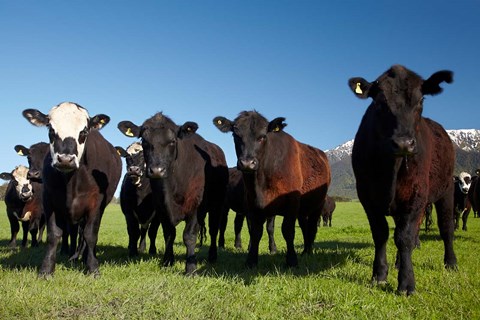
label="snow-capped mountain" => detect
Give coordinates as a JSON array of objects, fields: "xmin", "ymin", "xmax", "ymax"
[
  {"xmin": 446, "ymin": 129, "xmax": 480, "ymax": 152},
  {"xmin": 326, "ymin": 129, "xmax": 480, "ymax": 165}
]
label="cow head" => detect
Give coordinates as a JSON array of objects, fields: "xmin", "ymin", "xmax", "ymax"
[
  {"xmin": 116, "ymin": 142, "xmax": 146, "ymax": 186},
  {"xmin": 118, "ymin": 113, "xmax": 198, "ymax": 179},
  {"xmin": 15, "ymin": 142, "xmax": 49, "ymax": 181},
  {"xmin": 455, "ymin": 172, "xmax": 472, "ymax": 194},
  {"xmin": 0, "ymin": 165, "xmax": 33, "ymax": 202},
  {"xmin": 349, "ymin": 65, "xmax": 453, "ymax": 157},
  {"xmin": 213, "ymin": 111, "xmax": 286, "ymax": 172},
  {"xmin": 22, "ymin": 102, "xmax": 110, "ymax": 173}
]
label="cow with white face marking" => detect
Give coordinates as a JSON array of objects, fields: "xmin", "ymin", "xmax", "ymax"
[
  {"xmin": 454, "ymin": 172, "xmax": 472, "ymax": 231},
  {"xmin": 22, "ymin": 102, "xmax": 122, "ymax": 277},
  {"xmin": 116, "ymin": 142, "xmax": 160, "ymax": 257},
  {"xmin": 14, "ymin": 142, "xmax": 50, "ymax": 247},
  {"xmin": 0, "ymin": 165, "xmax": 34, "ymax": 247}
]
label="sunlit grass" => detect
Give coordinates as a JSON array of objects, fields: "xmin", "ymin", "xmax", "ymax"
[{"xmin": 0, "ymin": 201, "xmax": 479, "ymax": 319}]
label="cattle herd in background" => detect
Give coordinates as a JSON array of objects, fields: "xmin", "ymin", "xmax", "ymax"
[{"xmin": 0, "ymin": 65, "xmax": 479, "ymax": 295}]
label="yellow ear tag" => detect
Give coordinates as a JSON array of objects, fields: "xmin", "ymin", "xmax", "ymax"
[
  {"xmin": 217, "ymin": 119, "xmax": 222, "ymax": 125},
  {"xmin": 100, "ymin": 119, "xmax": 106, "ymax": 124},
  {"xmin": 273, "ymin": 126, "xmax": 280, "ymax": 132},
  {"xmin": 116, "ymin": 149, "xmax": 121, "ymax": 156},
  {"xmin": 355, "ymin": 82, "xmax": 363, "ymax": 94},
  {"xmin": 17, "ymin": 150, "xmax": 24, "ymax": 156},
  {"xmin": 125, "ymin": 128, "xmax": 134, "ymax": 137}
]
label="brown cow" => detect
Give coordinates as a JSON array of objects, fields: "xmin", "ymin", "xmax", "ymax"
[
  {"xmin": 349, "ymin": 65, "xmax": 457, "ymax": 295},
  {"xmin": 214, "ymin": 111, "xmax": 330, "ymax": 268}
]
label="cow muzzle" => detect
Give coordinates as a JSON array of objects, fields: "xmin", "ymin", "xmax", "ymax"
[
  {"xmin": 54, "ymin": 154, "xmax": 78, "ymax": 172},
  {"xmin": 392, "ymin": 137, "xmax": 416, "ymax": 156},
  {"xmin": 27, "ymin": 170, "xmax": 41, "ymax": 181},
  {"xmin": 127, "ymin": 166, "xmax": 143, "ymax": 178},
  {"xmin": 237, "ymin": 158, "xmax": 258, "ymax": 172},
  {"xmin": 147, "ymin": 166, "xmax": 168, "ymax": 179}
]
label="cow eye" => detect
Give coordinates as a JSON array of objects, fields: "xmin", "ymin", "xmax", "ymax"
[
  {"xmin": 79, "ymin": 128, "xmax": 88, "ymax": 143},
  {"xmin": 258, "ymin": 135, "xmax": 266, "ymax": 143},
  {"xmin": 169, "ymin": 139, "xmax": 176, "ymax": 146}
]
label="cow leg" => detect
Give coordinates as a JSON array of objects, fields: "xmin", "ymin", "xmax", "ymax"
[
  {"xmin": 282, "ymin": 214, "xmax": 298, "ymax": 267},
  {"xmin": 21, "ymin": 221, "xmax": 29, "ymax": 247},
  {"xmin": 435, "ymin": 198, "xmax": 457, "ymax": 269},
  {"xmin": 30, "ymin": 226, "xmax": 39, "ymax": 247},
  {"xmin": 83, "ymin": 216, "xmax": 101, "ymax": 277},
  {"xmin": 234, "ymin": 213, "xmax": 245, "ymax": 249},
  {"xmin": 39, "ymin": 211, "xmax": 62, "ymax": 277},
  {"xmin": 183, "ymin": 214, "xmax": 199, "ymax": 275},
  {"xmin": 161, "ymin": 218, "xmax": 176, "ymax": 267},
  {"xmin": 125, "ymin": 212, "xmax": 141, "ymax": 256},
  {"xmin": 266, "ymin": 216, "xmax": 277, "ymax": 254},
  {"xmin": 7, "ymin": 210, "xmax": 19, "ymax": 248},
  {"xmin": 462, "ymin": 209, "xmax": 470, "ymax": 231},
  {"xmin": 207, "ymin": 207, "xmax": 220, "ymax": 263},
  {"xmin": 393, "ymin": 214, "xmax": 418, "ymax": 295},
  {"xmin": 366, "ymin": 211, "xmax": 389, "ymax": 285},
  {"xmin": 453, "ymin": 208, "xmax": 460, "ymax": 230},
  {"xmin": 147, "ymin": 215, "xmax": 161, "ymax": 255},
  {"xmin": 139, "ymin": 226, "xmax": 147, "ymax": 253},
  {"xmin": 38, "ymin": 214, "xmax": 46, "ymax": 244},
  {"xmin": 218, "ymin": 207, "xmax": 229, "ymax": 249},
  {"xmin": 245, "ymin": 215, "xmax": 264, "ymax": 268}
]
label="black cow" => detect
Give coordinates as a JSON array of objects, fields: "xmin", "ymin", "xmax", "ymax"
[
  {"xmin": 0, "ymin": 165, "xmax": 34, "ymax": 247},
  {"xmin": 349, "ymin": 65, "xmax": 457, "ymax": 295},
  {"xmin": 214, "ymin": 111, "xmax": 331, "ymax": 268},
  {"xmin": 320, "ymin": 196, "xmax": 335, "ymax": 227},
  {"xmin": 468, "ymin": 169, "xmax": 480, "ymax": 218},
  {"xmin": 219, "ymin": 167, "xmax": 277, "ymax": 253},
  {"xmin": 118, "ymin": 113, "xmax": 228, "ymax": 274},
  {"xmin": 453, "ymin": 172, "xmax": 472, "ymax": 231},
  {"xmin": 14, "ymin": 142, "xmax": 50, "ymax": 246},
  {"xmin": 116, "ymin": 142, "xmax": 160, "ymax": 256},
  {"xmin": 23, "ymin": 102, "xmax": 122, "ymax": 277}
]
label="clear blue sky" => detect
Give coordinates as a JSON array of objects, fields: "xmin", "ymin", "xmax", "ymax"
[{"xmin": 1, "ymin": 1, "xmax": 479, "ymax": 194}]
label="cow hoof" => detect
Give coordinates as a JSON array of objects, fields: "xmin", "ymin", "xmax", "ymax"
[
  {"xmin": 38, "ymin": 271, "xmax": 53, "ymax": 280},
  {"xmin": 269, "ymin": 246, "xmax": 277, "ymax": 254}
]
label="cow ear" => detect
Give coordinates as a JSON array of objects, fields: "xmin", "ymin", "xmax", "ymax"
[
  {"xmin": 118, "ymin": 121, "xmax": 141, "ymax": 138},
  {"xmin": 90, "ymin": 114, "xmax": 110, "ymax": 130},
  {"xmin": 22, "ymin": 109, "xmax": 49, "ymax": 127},
  {"xmin": 14, "ymin": 145, "xmax": 29, "ymax": 157},
  {"xmin": 213, "ymin": 116, "xmax": 233, "ymax": 133},
  {"xmin": 115, "ymin": 146, "xmax": 128, "ymax": 157},
  {"xmin": 348, "ymin": 77, "xmax": 371, "ymax": 99},
  {"xmin": 178, "ymin": 121, "xmax": 198, "ymax": 138},
  {"xmin": 268, "ymin": 117, "xmax": 287, "ymax": 133},
  {"xmin": 422, "ymin": 70, "xmax": 453, "ymax": 96},
  {"xmin": 0, "ymin": 172, "xmax": 13, "ymax": 181}
]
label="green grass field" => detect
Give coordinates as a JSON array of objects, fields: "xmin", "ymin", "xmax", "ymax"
[{"xmin": 0, "ymin": 201, "xmax": 479, "ymax": 319}]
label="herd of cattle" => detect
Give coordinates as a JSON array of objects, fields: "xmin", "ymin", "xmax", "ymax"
[{"xmin": 1, "ymin": 65, "xmax": 479, "ymax": 295}]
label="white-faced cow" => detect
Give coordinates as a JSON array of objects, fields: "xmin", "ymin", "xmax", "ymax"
[
  {"xmin": 468, "ymin": 169, "xmax": 480, "ymax": 218},
  {"xmin": 14, "ymin": 142, "xmax": 50, "ymax": 247},
  {"xmin": 118, "ymin": 113, "xmax": 228, "ymax": 274},
  {"xmin": 0, "ymin": 165, "xmax": 34, "ymax": 247},
  {"xmin": 349, "ymin": 65, "xmax": 457, "ymax": 295},
  {"xmin": 214, "ymin": 111, "xmax": 331, "ymax": 268},
  {"xmin": 22, "ymin": 102, "xmax": 122, "ymax": 277},
  {"xmin": 453, "ymin": 172, "xmax": 472, "ymax": 231},
  {"xmin": 219, "ymin": 167, "xmax": 277, "ymax": 253},
  {"xmin": 116, "ymin": 142, "xmax": 160, "ymax": 256}
]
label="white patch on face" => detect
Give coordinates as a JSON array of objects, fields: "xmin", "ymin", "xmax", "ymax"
[
  {"xmin": 126, "ymin": 142, "xmax": 143, "ymax": 155},
  {"xmin": 458, "ymin": 172, "xmax": 472, "ymax": 194},
  {"xmin": 12, "ymin": 165, "xmax": 32, "ymax": 200},
  {"xmin": 49, "ymin": 102, "xmax": 90, "ymax": 168}
]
